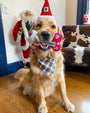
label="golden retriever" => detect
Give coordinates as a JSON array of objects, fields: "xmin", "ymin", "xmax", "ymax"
[{"xmin": 15, "ymin": 18, "xmax": 75, "ymax": 113}]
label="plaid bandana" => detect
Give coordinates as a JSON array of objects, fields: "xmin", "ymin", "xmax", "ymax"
[{"xmin": 32, "ymin": 51, "xmax": 57, "ymax": 76}]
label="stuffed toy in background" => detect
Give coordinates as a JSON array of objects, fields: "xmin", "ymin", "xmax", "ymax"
[
  {"xmin": 13, "ymin": 10, "xmax": 35, "ymax": 68},
  {"xmin": 83, "ymin": 12, "xmax": 88, "ymax": 24}
]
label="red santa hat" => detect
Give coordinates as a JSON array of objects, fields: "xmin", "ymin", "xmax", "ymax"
[
  {"xmin": 38, "ymin": 0, "xmax": 55, "ymax": 21},
  {"xmin": 84, "ymin": 12, "xmax": 88, "ymax": 17}
]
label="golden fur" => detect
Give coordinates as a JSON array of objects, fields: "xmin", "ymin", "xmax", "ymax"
[{"xmin": 15, "ymin": 18, "xmax": 75, "ymax": 113}]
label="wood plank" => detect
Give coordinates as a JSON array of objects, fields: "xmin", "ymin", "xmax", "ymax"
[{"xmin": 0, "ymin": 71, "xmax": 90, "ymax": 113}]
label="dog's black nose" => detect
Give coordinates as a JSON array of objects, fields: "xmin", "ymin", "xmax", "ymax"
[{"xmin": 41, "ymin": 31, "xmax": 51, "ymax": 40}]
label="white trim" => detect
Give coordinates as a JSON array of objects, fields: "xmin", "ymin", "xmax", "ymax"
[
  {"xmin": 38, "ymin": 15, "xmax": 55, "ymax": 21},
  {"xmin": 44, "ymin": 7, "xmax": 49, "ymax": 12},
  {"xmin": 18, "ymin": 41, "xmax": 29, "ymax": 50},
  {"xmin": 24, "ymin": 57, "xmax": 30, "ymax": 63},
  {"xmin": 16, "ymin": 34, "xmax": 21, "ymax": 43},
  {"xmin": 22, "ymin": 20, "xmax": 29, "ymax": 39}
]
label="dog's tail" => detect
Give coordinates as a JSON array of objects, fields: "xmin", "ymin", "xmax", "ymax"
[{"xmin": 14, "ymin": 68, "xmax": 30, "ymax": 81}]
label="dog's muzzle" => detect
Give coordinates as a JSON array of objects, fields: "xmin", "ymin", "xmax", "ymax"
[{"xmin": 41, "ymin": 31, "xmax": 51, "ymax": 41}]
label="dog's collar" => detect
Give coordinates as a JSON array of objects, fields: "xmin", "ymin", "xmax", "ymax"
[{"xmin": 32, "ymin": 51, "xmax": 57, "ymax": 76}]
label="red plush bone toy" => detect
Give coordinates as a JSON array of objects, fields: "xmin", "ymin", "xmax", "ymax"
[
  {"xmin": 29, "ymin": 31, "xmax": 63, "ymax": 51},
  {"xmin": 51, "ymin": 33, "xmax": 63, "ymax": 51}
]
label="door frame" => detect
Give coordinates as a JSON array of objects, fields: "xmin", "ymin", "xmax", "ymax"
[
  {"xmin": 0, "ymin": 7, "xmax": 23, "ymax": 77},
  {"xmin": 0, "ymin": 6, "xmax": 8, "ymax": 76}
]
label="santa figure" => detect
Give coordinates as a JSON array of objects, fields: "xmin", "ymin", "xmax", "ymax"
[
  {"xmin": 83, "ymin": 12, "xmax": 88, "ymax": 24},
  {"xmin": 13, "ymin": 10, "xmax": 35, "ymax": 68}
]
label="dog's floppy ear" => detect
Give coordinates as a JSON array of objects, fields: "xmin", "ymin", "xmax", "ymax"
[{"xmin": 57, "ymin": 25, "xmax": 64, "ymax": 37}]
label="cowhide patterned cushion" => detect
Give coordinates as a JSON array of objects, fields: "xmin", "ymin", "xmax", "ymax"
[
  {"xmin": 62, "ymin": 47, "xmax": 90, "ymax": 67},
  {"xmin": 62, "ymin": 25, "xmax": 90, "ymax": 48},
  {"xmin": 62, "ymin": 25, "xmax": 90, "ymax": 67}
]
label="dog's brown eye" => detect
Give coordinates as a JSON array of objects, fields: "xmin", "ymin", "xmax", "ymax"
[
  {"xmin": 36, "ymin": 23, "xmax": 42, "ymax": 27},
  {"xmin": 51, "ymin": 25, "xmax": 56, "ymax": 29}
]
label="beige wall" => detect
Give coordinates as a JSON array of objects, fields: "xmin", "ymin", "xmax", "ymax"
[
  {"xmin": 0, "ymin": 0, "xmax": 77, "ymax": 64},
  {"xmin": 65, "ymin": 0, "xmax": 77, "ymax": 25}
]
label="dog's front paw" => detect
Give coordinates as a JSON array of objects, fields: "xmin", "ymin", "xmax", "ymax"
[
  {"xmin": 64, "ymin": 100, "xmax": 75, "ymax": 112},
  {"xmin": 38, "ymin": 105, "xmax": 48, "ymax": 113}
]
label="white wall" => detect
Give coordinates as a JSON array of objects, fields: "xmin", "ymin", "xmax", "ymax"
[
  {"xmin": 0, "ymin": 0, "xmax": 77, "ymax": 64},
  {"xmin": 65, "ymin": 0, "xmax": 77, "ymax": 25},
  {"xmin": 0, "ymin": 0, "xmax": 42, "ymax": 64},
  {"xmin": 49, "ymin": 0, "xmax": 66, "ymax": 27}
]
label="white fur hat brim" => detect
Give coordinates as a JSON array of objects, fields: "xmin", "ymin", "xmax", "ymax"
[{"xmin": 38, "ymin": 15, "xmax": 55, "ymax": 21}]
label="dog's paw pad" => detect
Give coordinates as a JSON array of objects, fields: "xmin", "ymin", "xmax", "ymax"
[
  {"xmin": 65, "ymin": 102, "xmax": 75, "ymax": 112},
  {"xmin": 38, "ymin": 105, "xmax": 48, "ymax": 113}
]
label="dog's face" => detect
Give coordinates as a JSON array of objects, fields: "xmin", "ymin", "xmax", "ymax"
[
  {"xmin": 35, "ymin": 18, "xmax": 57, "ymax": 41},
  {"xmin": 31, "ymin": 18, "xmax": 62, "ymax": 51}
]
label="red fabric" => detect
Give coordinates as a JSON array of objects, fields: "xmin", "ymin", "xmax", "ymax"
[
  {"xmin": 84, "ymin": 12, "xmax": 88, "ymax": 15},
  {"xmin": 13, "ymin": 20, "xmax": 22, "ymax": 41},
  {"xmin": 31, "ymin": 42, "xmax": 39, "ymax": 50},
  {"xmin": 83, "ymin": 18, "xmax": 88, "ymax": 23},
  {"xmin": 22, "ymin": 47, "xmax": 31, "ymax": 58},
  {"xmin": 41, "ymin": 11, "xmax": 52, "ymax": 16},
  {"xmin": 41, "ymin": 0, "xmax": 52, "ymax": 16},
  {"xmin": 21, "ymin": 39, "xmax": 26, "ymax": 46},
  {"xmin": 13, "ymin": 20, "xmax": 26, "ymax": 46},
  {"xmin": 13, "ymin": 20, "xmax": 30, "ymax": 59},
  {"xmin": 43, "ymin": 0, "xmax": 50, "ymax": 8},
  {"xmin": 51, "ymin": 33, "xmax": 63, "ymax": 51}
]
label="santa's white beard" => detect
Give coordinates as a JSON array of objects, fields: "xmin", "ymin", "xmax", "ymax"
[{"xmin": 20, "ymin": 12, "xmax": 34, "ymax": 23}]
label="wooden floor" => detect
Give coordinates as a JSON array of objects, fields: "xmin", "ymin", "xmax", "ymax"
[{"xmin": 0, "ymin": 70, "xmax": 90, "ymax": 113}]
